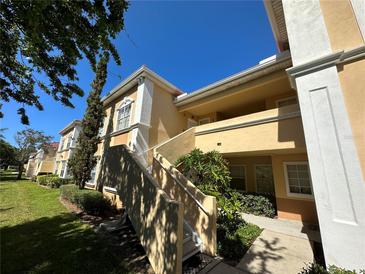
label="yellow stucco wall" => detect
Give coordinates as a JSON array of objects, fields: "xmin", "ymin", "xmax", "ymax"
[
  {"xmin": 271, "ymin": 153, "xmax": 317, "ymax": 223},
  {"xmin": 149, "ymin": 84, "xmax": 188, "ymax": 148},
  {"xmin": 320, "ymin": 0, "xmax": 364, "ymax": 51},
  {"xmin": 195, "ymin": 105, "xmax": 306, "ymax": 155},
  {"xmin": 337, "ymin": 59, "xmax": 365, "ymax": 179}
]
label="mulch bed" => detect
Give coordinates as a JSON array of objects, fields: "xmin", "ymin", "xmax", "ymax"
[{"xmin": 60, "ymin": 197, "xmax": 154, "ymax": 273}]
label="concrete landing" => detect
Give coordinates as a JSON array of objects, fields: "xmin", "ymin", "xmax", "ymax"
[{"xmin": 236, "ymin": 229, "xmax": 314, "ymax": 274}]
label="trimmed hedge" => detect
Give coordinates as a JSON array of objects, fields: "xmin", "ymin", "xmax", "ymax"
[
  {"xmin": 37, "ymin": 174, "xmax": 73, "ymax": 188},
  {"xmin": 237, "ymin": 193, "xmax": 276, "ymax": 218},
  {"xmin": 60, "ymin": 185, "xmax": 111, "ymax": 215}
]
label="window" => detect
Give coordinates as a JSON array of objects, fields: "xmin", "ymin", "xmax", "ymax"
[
  {"xmin": 229, "ymin": 165, "xmax": 246, "ymax": 191},
  {"xmin": 284, "ymin": 162, "xmax": 313, "ymax": 197},
  {"xmin": 66, "ymin": 135, "xmax": 72, "ymax": 148},
  {"xmin": 59, "ymin": 140, "xmax": 64, "ymax": 151},
  {"xmin": 60, "ymin": 161, "xmax": 66, "ymax": 178},
  {"xmin": 276, "ymin": 96, "xmax": 298, "ymax": 108},
  {"xmin": 55, "ymin": 161, "xmax": 60, "ymax": 175},
  {"xmin": 199, "ymin": 117, "xmax": 210, "ymax": 125},
  {"xmin": 187, "ymin": 118, "xmax": 198, "ymax": 129},
  {"xmin": 255, "ymin": 165, "xmax": 275, "ymax": 194},
  {"xmin": 117, "ymin": 100, "xmax": 132, "ymax": 131}
]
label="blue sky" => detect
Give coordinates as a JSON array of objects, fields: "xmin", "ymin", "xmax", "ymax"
[{"xmin": 1, "ymin": 1, "xmax": 277, "ymax": 146}]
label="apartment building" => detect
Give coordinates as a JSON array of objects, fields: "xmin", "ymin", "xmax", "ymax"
[
  {"xmin": 25, "ymin": 142, "xmax": 59, "ymax": 178},
  {"xmin": 55, "ymin": 0, "xmax": 364, "ymax": 271},
  {"xmin": 55, "ymin": 120, "xmax": 82, "ymax": 178}
]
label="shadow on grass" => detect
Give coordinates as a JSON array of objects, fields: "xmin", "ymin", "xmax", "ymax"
[{"xmin": 1, "ymin": 213, "xmax": 130, "ymax": 274}]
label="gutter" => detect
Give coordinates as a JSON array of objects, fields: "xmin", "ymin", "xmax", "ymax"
[{"xmin": 175, "ymin": 51, "xmax": 292, "ymax": 107}]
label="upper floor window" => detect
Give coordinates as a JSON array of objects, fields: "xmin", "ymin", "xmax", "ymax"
[
  {"xmin": 117, "ymin": 99, "xmax": 132, "ymax": 131},
  {"xmin": 66, "ymin": 135, "xmax": 72, "ymax": 148},
  {"xmin": 199, "ymin": 117, "xmax": 210, "ymax": 125},
  {"xmin": 276, "ymin": 96, "xmax": 298, "ymax": 108}
]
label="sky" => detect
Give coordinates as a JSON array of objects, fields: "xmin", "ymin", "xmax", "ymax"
[{"xmin": 1, "ymin": 1, "xmax": 278, "ymax": 146}]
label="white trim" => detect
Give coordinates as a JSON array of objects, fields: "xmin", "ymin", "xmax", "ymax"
[
  {"xmin": 283, "ymin": 162, "xmax": 313, "ymax": 199},
  {"xmin": 198, "ymin": 117, "xmax": 210, "ymax": 125},
  {"xmin": 350, "ymin": 0, "xmax": 365, "ymax": 40},
  {"xmin": 195, "ymin": 111, "xmax": 300, "ymax": 136},
  {"xmin": 275, "ymin": 96, "xmax": 298, "ymax": 108},
  {"xmin": 103, "ymin": 186, "xmax": 117, "ymax": 194},
  {"xmin": 254, "ymin": 164, "xmax": 274, "ymax": 194},
  {"xmin": 175, "ymin": 51, "xmax": 291, "ymax": 106},
  {"xmin": 229, "ymin": 164, "xmax": 247, "ymax": 191},
  {"xmin": 115, "ymin": 97, "xmax": 133, "ymax": 132}
]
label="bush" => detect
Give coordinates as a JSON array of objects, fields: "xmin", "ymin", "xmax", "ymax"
[
  {"xmin": 60, "ymin": 185, "xmax": 111, "ymax": 215},
  {"xmin": 237, "ymin": 193, "xmax": 276, "ymax": 218},
  {"xmin": 299, "ymin": 264, "xmax": 364, "ymax": 274},
  {"xmin": 37, "ymin": 174, "xmax": 73, "ymax": 188}
]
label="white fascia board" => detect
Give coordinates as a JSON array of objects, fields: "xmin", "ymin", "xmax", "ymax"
[
  {"xmin": 58, "ymin": 119, "xmax": 82, "ymax": 135},
  {"xmin": 102, "ymin": 65, "xmax": 183, "ymax": 106},
  {"xmin": 175, "ymin": 51, "xmax": 291, "ymax": 107}
]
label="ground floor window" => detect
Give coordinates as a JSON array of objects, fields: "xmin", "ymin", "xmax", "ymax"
[
  {"xmin": 55, "ymin": 161, "xmax": 60, "ymax": 175},
  {"xmin": 284, "ymin": 162, "xmax": 313, "ymax": 197},
  {"xmin": 255, "ymin": 165, "xmax": 275, "ymax": 194},
  {"xmin": 229, "ymin": 165, "xmax": 246, "ymax": 191}
]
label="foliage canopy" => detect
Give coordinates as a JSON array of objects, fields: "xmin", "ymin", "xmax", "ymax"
[{"xmin": 0, "ymin": 0, "xmax": 128, "ymax": 124}]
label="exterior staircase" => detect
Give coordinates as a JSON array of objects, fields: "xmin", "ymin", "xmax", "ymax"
[{"xmin": 183, "ymin": 221, "xmax": 202, "ymax": 261}]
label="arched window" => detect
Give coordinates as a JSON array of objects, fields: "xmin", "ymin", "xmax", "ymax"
[{"xmin": 117, "ymin": 98, "xmax": 132, "ymax": 131}]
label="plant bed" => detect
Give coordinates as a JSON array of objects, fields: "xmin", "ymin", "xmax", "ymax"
[{"xmin": 37, "ymin": 174, "xmax": 73, "ymax": 188}]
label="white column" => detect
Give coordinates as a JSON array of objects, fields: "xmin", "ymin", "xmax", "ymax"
[
  {"xmin": 283, "ymin": 0, "xmax": 365, "ymax": 269},
  {"xmin": 130, "ymin": 76, "xmax": 154, "ymax": 166}
]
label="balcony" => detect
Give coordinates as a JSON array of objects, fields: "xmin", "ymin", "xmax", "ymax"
[{"xmin": 194, "ymin": 104, "xmax": 306, "ymax": 155}]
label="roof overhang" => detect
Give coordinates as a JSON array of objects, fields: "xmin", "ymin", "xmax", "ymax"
[
  {"xmin": 264, "ymin": 0, "xmax": 289, "ymax": 52},
  {"xmin": 59, "ymin": 120, "xmax": 82, "ymax": 135},
  {"xmin": 175, "ymin": 51, "xmax": 292, "ymax": 108},
  {"xmin": 101, "ymin": 65, "xmax": 183, "ymax": 106}
]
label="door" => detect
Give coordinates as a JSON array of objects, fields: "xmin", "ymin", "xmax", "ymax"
[{"xmin": 255, "ymin": 165, "xmax": 275, "ymax": 194}]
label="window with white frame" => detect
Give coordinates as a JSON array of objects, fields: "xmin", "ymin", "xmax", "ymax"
[
  {"xmin": 229, "ymin": 165, "xmax": 246, "ymax": 191},
  {"xmin": 60, "ymin": 161, "xmax": 66, "ymax": 178},
  {"xmin": 55, "ymin": 161, "xmax": 60, "ymax": 175},
  {"xmin": 284, "ymin": 162, "xmax": 313, "ymax": 197},
  {"xmin": 276, "ymin": 96, "xmax": 298, "ymax": 108},
  {"xmin": 199, "ymin": 117, "xmax": 210, "ymax": 125},
  {"xmin": 117, "ymin": 100, "xmax": 132, "ymax": 131},
  {"xmin": 66, "ymin": 135, "xmax": 72, "ymax": 148}
]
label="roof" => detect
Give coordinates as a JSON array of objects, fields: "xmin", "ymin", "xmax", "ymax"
[
  {"xmin": 175, "ymin": 51, "xmax": 292, "ymax": 107},
  {"xmin": 102, "ymin": 65, "xmax": 183, "ymax": 105},
  {"xmin": 264, "ymin": 0, "xmax": 289, "ymax": 52},
  {"xmin": 59, "ymin": 120, "xmax": 82, "ymax": 135}
]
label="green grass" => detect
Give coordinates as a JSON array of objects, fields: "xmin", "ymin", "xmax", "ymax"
[{"xmin": 0, "ymin": 172, "xmax": 130, "ymax": 274}]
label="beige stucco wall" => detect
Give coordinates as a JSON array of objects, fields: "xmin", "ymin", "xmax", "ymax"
[
  {"xmin": 37, "ymin": 159, "xmax": 55, "ymax": 174},
  {"xmin": 149, "ymin": 84, "xmax": 188, "ymax": 148},
  {"xmin": 195, "ymin": 105, "xmax": 306, "ymax": 155},
  {"xmin": 99, "ymin": 145, "xmax": 184, "ymax": 274},
  {"xmin": 265, "ymin": 91, "xmax": 297, "ymax": 109},
  {"xmin": 153, "ymin": 153, "xmax": 217, "ymax": 256},
  {"xmin": 271, "ymin": 153, "xmax": 317, "ymax": 223},
  {"xmin": 226, "ymin": 156, "xmax": 272, "ymax": 192},
  {"xmin": 320, "ymin": 0, "xmax": 364, "ymax": 51},
  {"xmin": 337, "ymin": 59, "xmax": 365, "ymax": 180},
  {"xmin": 155, "ymin": 127, "xmax": 196, "ymax": 165}
]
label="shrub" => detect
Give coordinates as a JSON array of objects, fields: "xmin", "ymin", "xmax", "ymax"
[
  {"xmin": 37, "ymin": 174, "xmax": 73, "ymax": 188},
  {"xmin": 60, "ymin": 185, "xmax": 111, "ymax": 215},
  {"xmin": 175, "ymin": 148, "xmax": 231, "ymax": 192},
  {"xmin": 299, "ymin": 264, "xmax": 364, "ymax": 274},
  {"xmin": 237, "ymin": 193, "xmax": 276, "ymax": 218}
]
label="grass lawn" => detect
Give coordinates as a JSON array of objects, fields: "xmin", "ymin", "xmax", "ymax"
[{"xmin": 0, "ymin": 171, "xmax": 131, "ymax": 274}]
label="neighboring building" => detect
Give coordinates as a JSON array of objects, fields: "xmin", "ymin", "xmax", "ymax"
[
  {"xmin": 57, "ymin": 0, "xmax": 365, "ymax": 270},
  {"xmin": 55, "ymin": 120, "xmax": 82, "ymax": 178},
  {"xmin": 25, "ymin": 142, "xmax": 59, "ymax": 178}
]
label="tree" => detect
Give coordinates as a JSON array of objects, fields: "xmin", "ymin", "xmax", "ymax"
[
  {"xmin": 0, "ymin": 139, "xmax": 17, "ymax": 170},
  {"xmin": 68, "ymin": 54, "xmax": 108, "ymax": 189},
  {"xmin": 0, "ymin": 0, "xmax": 128, "ymax": 124},
  {"xmin": 14, "ymin": 129, "xmax": 52, "ymax": 179}
]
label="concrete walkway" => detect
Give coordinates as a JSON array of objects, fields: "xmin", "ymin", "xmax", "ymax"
[
  {"xmin": 241, "ymin": 213, "xmax": 321, "ymax": 243},
  {"xmin": 236, "ymin": 214, "xmax": 318, "ymax": 274}
]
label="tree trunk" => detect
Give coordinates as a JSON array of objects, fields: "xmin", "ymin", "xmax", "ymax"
[{"xmin": 17, "ymin": 164, "xmax": 23, "ymax": 180}]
